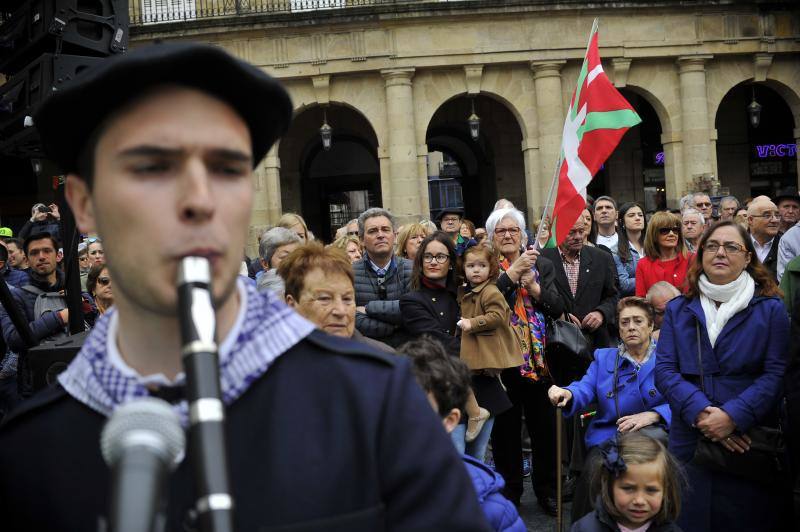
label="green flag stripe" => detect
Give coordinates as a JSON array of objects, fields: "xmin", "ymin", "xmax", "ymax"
[
  {"xmin": 577, "ymin": 109, "xmax": 642, "ymax": 141},
  {"xmin": 570, "ymin": 60, "xmax": 589, "ymax": 120}
]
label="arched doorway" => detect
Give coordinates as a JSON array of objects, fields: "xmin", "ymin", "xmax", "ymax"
[
  {"xmin": 587, "ymin": 89, "xmax": 665, "ymax": 212},
  {"xmin": 425, "ymin": 94, "xmax": 526, "ymax": 227},
  {"xmin": 279, "ymin": 104, "xmax": 381, "ymax": 241},
  {"xmin": 715, "ymin": 82, "xmax": 797, "ymax": 200}
]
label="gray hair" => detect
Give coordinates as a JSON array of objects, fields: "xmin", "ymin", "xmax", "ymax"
[
  {"xmin": 678, "ymin": 194, "xmax": 694, "ymax": 212},
  {"xmin": 485, "ymin": 208, "xmax": 527, "ymax": 245},
  {"xmin": 719, "ymin": 196, "xmax": 739, "ymax": 209},
  {"xmin": 357, "ymin": 208, "xmax": 396, "ymax": 239},
  {"xmin": 646, "ymin": 281, "xmax": 681, "ymax": 302},
  {"xmin": 681, "ymin": 208, "xmax": 705, "ymax": 225},
  {"xmin": 259, "ymin": 227, "xmax": 301, "ymax": 266},
  {"xmin": 493, "ymin": 198, "xmax": 515, "ymax": 211}
]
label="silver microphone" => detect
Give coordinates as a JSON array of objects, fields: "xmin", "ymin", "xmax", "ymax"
[{"xmin": 101, "ymin": 397, "xmax": 185, "ymax": 532}]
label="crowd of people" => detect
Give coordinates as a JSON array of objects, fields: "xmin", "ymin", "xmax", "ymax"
[{"xmin": 0, "ymin": 41, "xmax": 798, "ymax": 531}]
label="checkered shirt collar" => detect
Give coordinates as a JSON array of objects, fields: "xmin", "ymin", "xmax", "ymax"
[{"xmin": 58, "ymin": 278, "xmax": 315, "ymax": 426}]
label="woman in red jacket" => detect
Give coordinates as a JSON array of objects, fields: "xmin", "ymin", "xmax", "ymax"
[{"xmin": 635, "ymin": 211, "xmax": 693, "ymax": 296}]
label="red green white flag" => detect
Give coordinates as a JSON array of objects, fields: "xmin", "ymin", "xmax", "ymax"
[{"xmin": 544, "ymin": 19, "xmax": 641, "ymax": 248}]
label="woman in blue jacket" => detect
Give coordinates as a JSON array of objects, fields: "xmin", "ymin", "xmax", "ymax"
[
  {"xmin": 548, "ymin": 296, "xmax": 671, "ymax": 524},
  {"xmin": 655, "ymin": 221, "xmax": 790, "ymax": 531}
]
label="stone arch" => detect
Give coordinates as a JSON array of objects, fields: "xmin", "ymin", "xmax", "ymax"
[
  {"xmin": 621, "ymin": 84, "xmax": 674, "ymax": 135},
  {"xmin": 424, "ymin": 93, "xmax": 527, "ymax": 224},
  {"xmin": 278, "ymin": 102, "xmax": 382, "ymax": 240}
]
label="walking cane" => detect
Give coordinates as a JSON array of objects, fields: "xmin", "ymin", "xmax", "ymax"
[{"xmin": 556, "ymin": 406, "xmax": 563, "ymax": 532}]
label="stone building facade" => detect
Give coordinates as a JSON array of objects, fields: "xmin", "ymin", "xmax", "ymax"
[{"xmin": 128, "ymin": 0, "xmax": 800, "ymax": 245}]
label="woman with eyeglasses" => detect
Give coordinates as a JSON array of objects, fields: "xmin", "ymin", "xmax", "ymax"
[
  {"xmin": 634, "ymin": 211, "xmax": 693, "ymax": 297},
  {"xmin": 655, "ymin": 221, "xmax": 789, "ymax": 531},
  {"xmin": 484, "ymin": 207, "xmax": 565, "ymax": 514},
  {"xmin": 86, "ymin": 263, "xmax": 114, "ymax": 316}
]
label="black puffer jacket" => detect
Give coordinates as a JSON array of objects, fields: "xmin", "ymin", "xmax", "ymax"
[
  {"xmin": 571, "ymin": 501, "xmax": 683, "ymax": 532},
  {"xmin": 353, "ymin": 256, "xmax": 413, "ymax": 347}
]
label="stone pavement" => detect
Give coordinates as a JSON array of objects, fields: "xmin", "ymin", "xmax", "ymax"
[{"xmin": 518, "ymin": 478, "xmax": 572, "ymax": 532}]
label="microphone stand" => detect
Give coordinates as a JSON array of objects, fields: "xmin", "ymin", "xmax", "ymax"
[{"xmin": 177, "ymin": 257, "xmax": 234, "ymax": 532}]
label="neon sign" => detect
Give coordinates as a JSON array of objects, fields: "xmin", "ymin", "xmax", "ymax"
[
  {"xmin": 755, "ymin": 143, "xmax": 797, "ymax": 158},
  {"xmin": 655, "ymin": 152, "xmax": 665, "ymax": 165}
]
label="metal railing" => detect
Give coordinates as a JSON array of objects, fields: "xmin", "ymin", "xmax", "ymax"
[{"xmin": 130, "ymin": 0, "xmax": 431, "ymax": 25}]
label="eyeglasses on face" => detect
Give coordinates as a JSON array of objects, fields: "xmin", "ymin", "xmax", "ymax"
[
  {"xmin": 695, "ymin": 202, "xmax": 712, "ymax": 208},
  {"xmin": 752, "ymin": 212, "xmax": 780, "ymax": 220},
  {"xmin": 657, "ymin": 227, "xmax": 680, "ymax": 236},
  {"xmin": 97, "ymin": 276, "xmax": 111, "ymax": 286},
  {"xmin": 423, "ymin": 253, "xmax": 449, "ymax": 264},
  {"xmin": 494, "ymin": 227, "xmax": 521, "ymax": 236},
  {"xmin": 703, "ymin": 242, "xmax": 746, "ymax": 255},
  {"xmin": 441, "ymin": 216, "xmax": 460, "ymax": 223},
  {"xmin": 347, "ymin": 231, "xmax": 360, "ymax": 236}
]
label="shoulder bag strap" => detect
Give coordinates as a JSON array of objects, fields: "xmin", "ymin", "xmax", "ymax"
[{"xmin": 696, "ymin": 322, "xmax": 705, "ymax": 395}]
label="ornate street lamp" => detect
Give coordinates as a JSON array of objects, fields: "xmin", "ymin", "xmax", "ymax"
[
  {"xmin": 747, "ymin": 85, "xmax": 762, "ymax": 128},
  {"xmin": 320, "ymin": 108, "xmax": 332, "ymax": 150},
  {"xmin": 467, "ymin": 98, "xmax": 480, "ymax": 141}
]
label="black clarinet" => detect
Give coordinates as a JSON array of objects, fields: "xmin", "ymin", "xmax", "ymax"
[{"xmin": 177, "ymin": 257, "xmax": 234, "ymax": 532}]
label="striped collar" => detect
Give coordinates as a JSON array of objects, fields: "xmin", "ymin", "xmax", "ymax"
[{"xmin": 58, "ymin": 278, "xmax": 315, "ymax": 426}]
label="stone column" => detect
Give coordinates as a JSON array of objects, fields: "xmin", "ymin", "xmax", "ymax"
[
  {"xmin": 677, "ymin": 55, "xmax": 714, "ymax": 193},
  {"xmin": 795, "ymin": 128, "xmax": 800, "ymax": 190},
  {"xmin": 521, "ymin": 137, "xmax": 541, "ymax": 223},
  {"xmin": 416, "ymin": 143, "xmax": 430, "ymax": 219},
  {"xmin": 248, "ymin": 146, "xmax": 282, "ymax": 258},
  {"xmin": 660, "ymin": 131, "xmax": 684, "ymax": 210},
  {"xmin": 381, "ymin": 68, "xmax": 422, "ymax": 221},
  {"xmin": 531, "ymin": 61, "xmax": 566, "ymax": 212}
]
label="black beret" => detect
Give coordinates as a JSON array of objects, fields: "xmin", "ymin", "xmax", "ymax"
[
  {"xmin": 436, "ymin": 208, "xmax": 464, "ymax": 221},
  {"xmin": 34, "ymin": 42, "xmax": 293, "ymax": 174}
]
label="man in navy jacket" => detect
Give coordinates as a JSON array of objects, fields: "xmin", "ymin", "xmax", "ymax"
[{"xmin": 0, "ymin": 42, "xmax": 489, "ymax": 532}]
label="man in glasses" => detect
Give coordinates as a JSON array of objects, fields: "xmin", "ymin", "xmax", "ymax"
[
  {"xmin": 645, "ymin": 281, "xmax": 681, "ymax": 341},
  {"xmin": 352, "ymin": 207, "xmax": 413, "ymax": 347},
  {"xmin": 692, "ymin": 192, "xmax": 714, "ymax": 225},
  {"xmin": 438, "ymin": 208, "xmax": 464, "ymax": 243},
  {"xmin": 747, "ymin": 196, "xmax": 782, "ymax": 280}
]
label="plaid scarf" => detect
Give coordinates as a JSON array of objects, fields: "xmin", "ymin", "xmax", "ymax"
[
  {"xmin": 58, "ymin": 278, "xmax": 315, "ymax": 426},
  {"xmin": 499, "ymin": 257, "xmax": 548, "ymax": 380}
]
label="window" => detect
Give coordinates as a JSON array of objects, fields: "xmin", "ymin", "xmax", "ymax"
[{"xmin": 140, "ymin": 0, "xmax": 195, "ymax": 23}]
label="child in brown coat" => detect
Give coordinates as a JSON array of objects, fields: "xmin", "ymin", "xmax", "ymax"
[{"xmin": 457, "ymin": 244, "xmax": 525, "ymax": 441}]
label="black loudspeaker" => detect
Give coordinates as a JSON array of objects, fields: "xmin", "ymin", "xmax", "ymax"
[
  {"xmin": 0, "ymin": 0, "xmax": 127, "ymax": 76},
  {"xmin": 21, "ymin": 330, "xmax": 88, "ymax": 394},
  {"xmin": 0, "ymin": 53, "xmax": 105, "ymax": 141}
]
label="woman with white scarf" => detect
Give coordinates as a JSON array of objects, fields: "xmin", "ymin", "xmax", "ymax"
[{"xmin": 655, "ymin": 221, "xmax": 790, "ymax": 531}]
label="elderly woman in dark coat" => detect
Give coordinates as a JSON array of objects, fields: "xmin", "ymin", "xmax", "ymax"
[
  {"xmin": 655, "ymin": 221, "xmax": 790, "ymax": 531},
  {"xmin": 485, "ymin": 207, "xmax": 565, "ymax": 515}
]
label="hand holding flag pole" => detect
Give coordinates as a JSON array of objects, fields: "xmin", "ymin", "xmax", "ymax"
[{"xmin": 535, "ymin": 18, "xmax": 641, "ymax": 252}]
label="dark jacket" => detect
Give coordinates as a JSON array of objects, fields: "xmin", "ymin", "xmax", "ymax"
[
  {"xmin": 758, "ymin": 231, "xmax": 782, "ymax": 282},
  {"xmin": 495, "ymin": 254, "xmax": 564, "ymax": 320},
  {"xmin": 400, "ymin": 283, "xmax": 460, "ymax": 358},
  {"xmin": 570, "ymin": 500, "xmax": 682, "ymax": 532},
  {"xmin": 462, "ymin": 454, "xmax": 526, "ymax": 532},
  {"xmin": 0, "ymin": 331, "xmax": 491, "ymax": 532},
  {"xmin": 2, "ymin": 264, "xmax": 28, "ymax": 288},
  {"xmin": 18, "ymin": 218, "xmax": 61, "ymax": 242},
  {"xmin": 541, "ymin": 245, "xmax": 619, "ymax": 348},
  {"xmin": 353, "ymin": 256, "xmax": 413, "ymax": 346},
  {"xmin": 0, "ymin": 269, "xmax": 67, "ymax": 352}
]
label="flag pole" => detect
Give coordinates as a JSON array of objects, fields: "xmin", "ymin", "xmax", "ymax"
[{"xmin": 534, "ymin": 17, "xmax": 600, "ymax": 251}]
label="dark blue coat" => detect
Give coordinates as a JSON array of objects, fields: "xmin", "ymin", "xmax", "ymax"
[
  {"xmin": 462, "ymin": 454, "xmax": 525, "ymax": 532},
  {"xmin": 564, "ymin": 347, "xmax": 671, "ymax": 449},
  {"xmin": 0, "ymin": 331, "xmax": 491, "ymax": 531},
  {"xmin": 654, "ymin": 292, "xmax": 789, "ymax": 531}
]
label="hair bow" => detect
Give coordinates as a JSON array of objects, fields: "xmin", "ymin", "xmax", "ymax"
[{"xmin": 599, "ymin": 436, "xmax": 627, "ymax": 478}]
